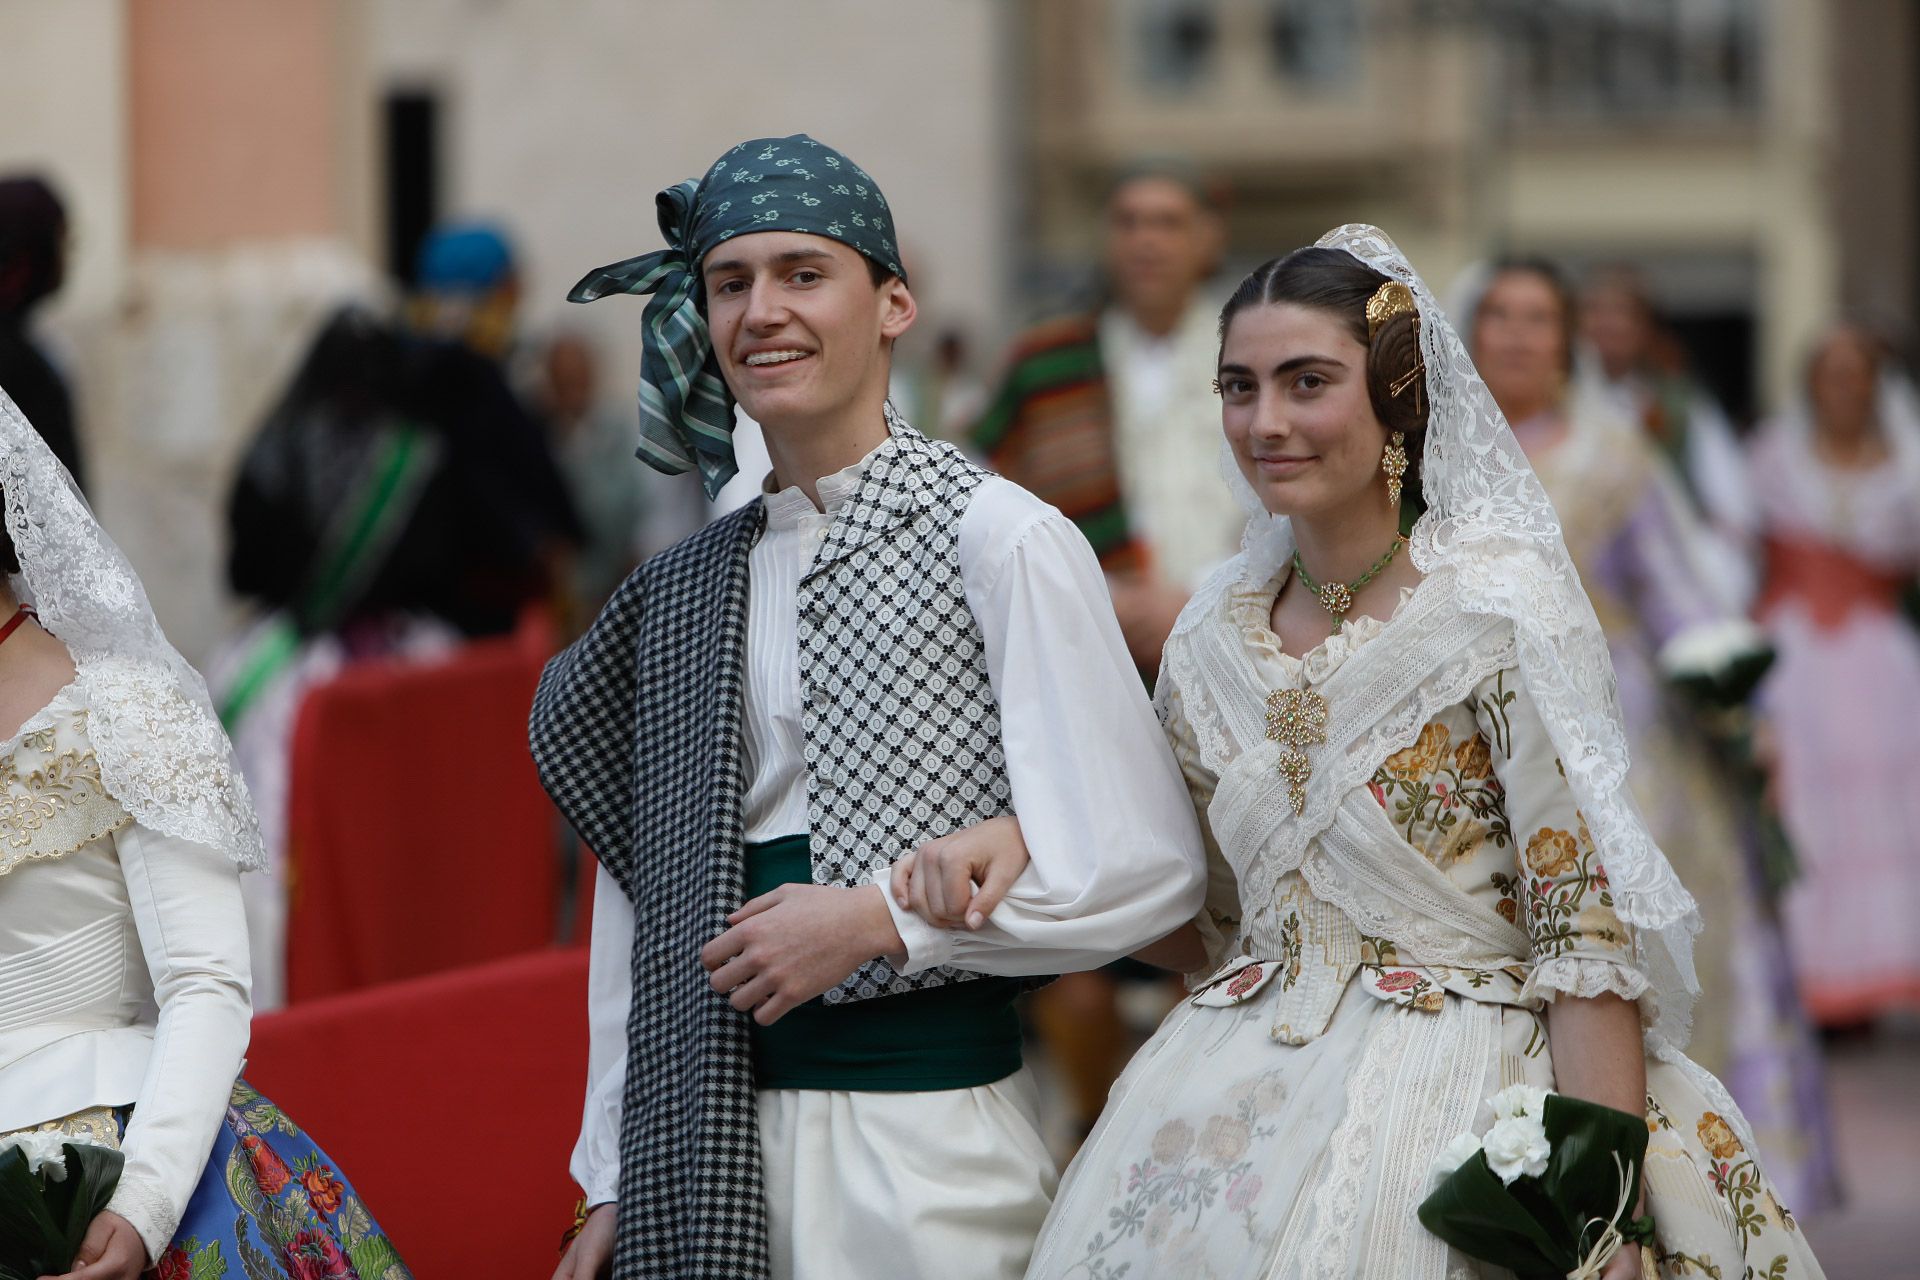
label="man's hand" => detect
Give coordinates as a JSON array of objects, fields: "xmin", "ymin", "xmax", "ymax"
[
  {"xmin": 701, "ymin": 884, "xmax": 904, "ymax": 1025},
  {"xmin": 1108, "ymin": 572, "xmax": 1190, "ymax": 671},
  {"xmin": 41, "ymin": 1211, "xmax": 145, "ymax": 1280},
  {"xmin": 890, "ymin": 815, "xmax": 1029, "ymax": 930},
  {"xmin": 552, "ymin": 1204, "xmax": 615, "ymax": 1280}
]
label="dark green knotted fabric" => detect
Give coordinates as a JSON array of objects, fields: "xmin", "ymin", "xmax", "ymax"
[{"xmin": 569, "ymin": 134, "xmax": 907, "ymax": 499}]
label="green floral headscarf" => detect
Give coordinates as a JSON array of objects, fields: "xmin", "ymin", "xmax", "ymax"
[{"xmin": 570, "ymin": 134, "xmax": 907, "ymax": 499}]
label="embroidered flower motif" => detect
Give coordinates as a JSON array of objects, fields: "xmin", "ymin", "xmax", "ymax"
[
  {"xmin": 1143, "ymin": 1202, "xmax": 1176, "ymax": 1246},
  {"xmin": 1199, "ymin": 1115, "xmax": 1251, "ymax": 1165},
  {"xmin": 155, "ymin": 1244, "xmax": 193, "ymax": 1280},
  {"xmin": 1496, "ymin": 897, "xmax": 1519, "ymax": 925},
  {"xmin": 1225, "ymin": 963, "xmax": 1266, "ymax": 998},
  {"xmin": 281, "ymin": 1229, "xmax": 354, "ymax": 1280},
  {"xmin": 1150, "ymin": 1118, "xmax": 1194, "ymax": 1165},
  {"xmin": 1226, "ymin": 1172, "xmax": 1264, "ymax": 1212},
  {"xmin": 300, "ymin": 1165, "xmax": 346, "ymax": 1215},
  {"xmin": 1453, "ymin": 733, "xmax": 1493, "ymax": 779},
  {"xmin": 242, "ymin": 1134, "xmax": 291, "ymax": 1195},
  {"xmin": 1375, "ymin": 970, "xmax": 1422, "ymax": 993},
  {"xmin": 1697, "ymin": 1112, "xmax": 1744, "ymax": 1161},
  {"xmin": 1386, "ymin": 723, "xmax": 1451, "ymax": 778},
  {"xmin": 1414, "ymin": 989, "xmax": 1445, "ymax": 1013},
  {"xmin": 1525, "ymin": 828, "xmax": 1581, "ymax": 878}
]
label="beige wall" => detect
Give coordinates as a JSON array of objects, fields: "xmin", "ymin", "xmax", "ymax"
[{"xmin": 371, "ymin": 0, "xmax": 1010, "ymax": 359}]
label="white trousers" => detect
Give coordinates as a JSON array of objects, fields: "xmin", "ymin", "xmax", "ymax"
[{"xmin": 757, "ymin": 1067, "xmax": 1058, "ymax": 1280}]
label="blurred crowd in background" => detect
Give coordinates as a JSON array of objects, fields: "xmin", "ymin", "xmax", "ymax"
[{"xmin": 2, "ymin": 0, "xmax": 1917, "ymax": 1271}]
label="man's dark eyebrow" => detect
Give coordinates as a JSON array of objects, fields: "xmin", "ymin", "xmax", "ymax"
[
  {"xmin": 1216, "ymin": 353, "xmax": 1347, "ymax": 378},
  {"xmin": 702, "ymin": 247, "xmax": 838, "ymax": 279}
]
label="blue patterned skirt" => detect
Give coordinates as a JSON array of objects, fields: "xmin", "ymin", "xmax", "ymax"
[{"xmin": 135, "ymin": 1079, "xmax": 412, "ymax": 1280}]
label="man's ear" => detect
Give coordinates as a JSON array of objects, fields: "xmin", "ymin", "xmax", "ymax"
[{"xmin": 879, "ymin": 277, "xmax": 917, "ymax": 343}]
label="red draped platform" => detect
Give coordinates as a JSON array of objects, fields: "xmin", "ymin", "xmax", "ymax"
[
  {"xmin": 246, "ymin": 947, "xmax": 592, "ymax": 1278},
  {"xmin": 283, "ymin": 619, "xmax": 592, "ymax": 1003}
]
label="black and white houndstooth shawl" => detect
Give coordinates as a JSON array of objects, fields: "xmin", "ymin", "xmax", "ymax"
[{"xmin": 531, "ymin": 503, "xmax": 769, "ymax": 1280}]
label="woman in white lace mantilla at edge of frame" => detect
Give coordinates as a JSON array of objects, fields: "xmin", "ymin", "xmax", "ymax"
[
  {"xmin": 968, "ymin": 228, "xmax": 1827, "ymax": 1279},
  {"xmin": 0, "ymin": 388, "xmax": 413, "ymax": 1278}
]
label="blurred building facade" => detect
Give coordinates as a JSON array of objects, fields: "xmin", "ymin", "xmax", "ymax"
[
  {"xmin": 0, "ymin": 0, "xmax": 1009, "ymax": 660},
  {"xmin": 1, "ymin": 0, "xmax": 1913, "ymax": 656},
  {"xmin": 1016, "ymin": 0, "xmax": 1914, "ymax": 419}
]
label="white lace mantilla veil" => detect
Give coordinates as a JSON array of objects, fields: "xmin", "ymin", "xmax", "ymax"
[
  {"xmin": 0, "ymin": 387, "xmax": 265, "ymax": 871},
  {"xmin": 1211, "ymin": 225, "xmax": 1714, "ymax": 1076}
]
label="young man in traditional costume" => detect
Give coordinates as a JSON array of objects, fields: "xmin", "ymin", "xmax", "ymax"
[{"xmin": 532, "ymin": 135, "xmax": 1206, "ymax": 1280}]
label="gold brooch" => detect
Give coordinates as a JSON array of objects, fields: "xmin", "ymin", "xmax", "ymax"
[{"xmin": 1265, "ymin": 688, "xmax": 1329, "ymax": 815}]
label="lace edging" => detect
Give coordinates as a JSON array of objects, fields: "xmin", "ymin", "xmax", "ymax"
[{"xmin": 1519, "ymin": 956, "xmax": 1652, "ymax": 1007}]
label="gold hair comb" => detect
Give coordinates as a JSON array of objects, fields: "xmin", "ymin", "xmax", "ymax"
[{"xmin": 1365, "ymin": 281, "xmax": 1418, "ymax": 340}]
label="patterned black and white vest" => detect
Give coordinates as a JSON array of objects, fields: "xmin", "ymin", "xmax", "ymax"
[
  {"xmin": 802, "ymin": 412, "xmax": 1013, "ymax": 1000},
  {"xmin": 529, "ymin": 413, "xmax": 1021, "ymax": 1280}
]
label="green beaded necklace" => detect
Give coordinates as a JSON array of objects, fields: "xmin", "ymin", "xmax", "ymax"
[{"xmin": 1291, "ymin": 535, "xmax": 1407, "ymax": 629}]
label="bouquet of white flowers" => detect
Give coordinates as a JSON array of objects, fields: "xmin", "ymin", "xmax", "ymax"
[
  {"xmin": 1657, "ymin": 619, "xmax": 1775, "ymax": 709},
  {"xmin": 0, "ymin": 1128, "xmax": 125, "ymax": 1280},
  {"xmin": 1418, "ymin": 1086, "xmax": 1654, "ymax": 1280}
]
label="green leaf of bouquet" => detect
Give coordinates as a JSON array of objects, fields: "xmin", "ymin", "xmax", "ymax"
[
  {"xmin": 0, "ymin": 1147, "xmax": 63, "ymax": 1276},
  {"xmin": 1416, "ymin": 1150, "xmax": 1565, "ymax": 1278},
  {"xmin": 47, "ymin": 1144, "xmax": 126, "ymax": 1264},
  {"xmin": 1538, "ymin": 1094, "xmax": 1651, "ymax": 1251}
]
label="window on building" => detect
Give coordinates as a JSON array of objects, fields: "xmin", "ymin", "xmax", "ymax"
[
  {"xmin": 1266, "ymin": 0, "xmax": 1358, "ymax": 88},
  {"xmin": 1504, "ymin": 0, "xmax": 1761, "ymax": 121},
  {"xmin": 1132, "ymin": 0, "xmax": 1220, "ymax": 91}
]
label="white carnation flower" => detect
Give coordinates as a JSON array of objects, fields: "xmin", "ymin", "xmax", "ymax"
[
  {"xmin": 1481, "ymin": 1114, "xmax": 1552, "ymax": 1185},
  {"xmin": 1658, "ymin": 619, "xmax": 1769, "ymax": 678},
  {"xmin": 0, "ymin": 1129, "xmax": 72, "ymax": 1181},
  {"xmin": 1488, "ymin": 1083, "xmax": 1551, "ymax": 1123},
  {"xmin": 1429, "ymin": 1131, "xmax": 1484, "ymax": 1188}
]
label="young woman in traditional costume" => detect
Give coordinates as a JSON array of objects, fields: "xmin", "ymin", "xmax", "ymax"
[
  {"xmin": 916, "ymin": 227, "xmax": 1826, "ymax": 1279},
  {"xmin": 0, "ymin": 390, "xmax": 410, "ymax": 1279}
]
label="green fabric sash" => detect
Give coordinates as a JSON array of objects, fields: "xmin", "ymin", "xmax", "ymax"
[{"xmin": 744, "ymin": 835, "xmax": 1023, "ymax": 1093}]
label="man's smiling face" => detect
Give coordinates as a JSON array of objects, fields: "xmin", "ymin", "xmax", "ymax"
[{"xmin": 702, "ymin": 232, "xmax": 912, "ymax": 431}]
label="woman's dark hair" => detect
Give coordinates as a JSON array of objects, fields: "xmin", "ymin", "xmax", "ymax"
[
  {"xmin": 1474, "ymin": 256, "xmax": 1577, "ymax": 375},
  {"xmin": 0, "ymin": 485, "xmax": 19, "ymax": 577},
  {"xmin": 1218, "ymin": 246, "xmax": 1428, "ymax": 515}
]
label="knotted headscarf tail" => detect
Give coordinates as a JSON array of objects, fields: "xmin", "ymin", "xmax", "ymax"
[{"xmin": 570, "ymin": 134, "xmax": 909, "ymax": 500}]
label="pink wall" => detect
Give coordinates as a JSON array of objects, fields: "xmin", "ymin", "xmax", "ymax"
[{"xmin": 129, "ymin": 0, "xmax": 341, "ymax": 248}]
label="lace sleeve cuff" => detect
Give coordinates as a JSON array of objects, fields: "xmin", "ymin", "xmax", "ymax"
[
  {"xmin": 1520, "ymin": 956, "xmax": 1651, "ymax": 1007},
  {"xmin": 106, "ymin": 1172, "xmax": 178, "ymax": 1266}
]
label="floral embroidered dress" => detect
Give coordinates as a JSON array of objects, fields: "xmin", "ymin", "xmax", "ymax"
[
  {"xmin": 0, "ymin": 682, "xmax": 412, "ymax": 1279},
  {"xmin": 1023, "ymin": 549, "xmax": 1825, "ymax": 1280}
]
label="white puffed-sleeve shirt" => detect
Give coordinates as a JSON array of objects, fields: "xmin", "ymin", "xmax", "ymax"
[{"xmin": 570, "ymin": 453, "xmax": 1206, "ymax": 1203}]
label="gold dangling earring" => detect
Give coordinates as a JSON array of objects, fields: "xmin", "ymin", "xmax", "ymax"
[{"xmin": 1381, "ymin": 430, "xmax": 1408, "ymax": 509}]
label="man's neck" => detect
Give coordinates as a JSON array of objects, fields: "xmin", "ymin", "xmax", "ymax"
[
  {"xmin": 1117, "ymin": 295, "xmax": 1192, "ymax": 341},
  {"xmin": 762, "ymin": 398, "xmax": 892, "ymax": 510}
]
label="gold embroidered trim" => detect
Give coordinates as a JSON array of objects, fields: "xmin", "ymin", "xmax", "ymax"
[
  {"xmin": 0, "ymin": 1104, "xmax": 121, "ymax": 1150},
  {"xmin": 0, "ymin": 707, "xmax": 132, "ymax": 877}
]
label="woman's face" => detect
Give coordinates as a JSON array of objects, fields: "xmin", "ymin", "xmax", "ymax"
[
  {"xmin": 1472, "ymin": 269, "xmax": 1569, "ymax": 420},
  {"xmin": 1219, "ymin": 302, "xmax": 1387, "ymax": 520},
  {"xmin": 1808, "ymin": 330, "xmax": 1878, "ymax": 437}
]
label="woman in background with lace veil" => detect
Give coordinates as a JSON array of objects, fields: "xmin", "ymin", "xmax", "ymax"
[
  {"xmin": 0, "ymin": 389, "xmax": 410, "ymax": 1279},
  {"xmin": 1005, "ymin": 228, "xmax": 1824, "ymax": 1278}
]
